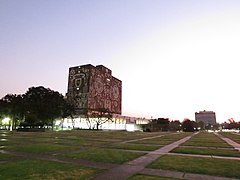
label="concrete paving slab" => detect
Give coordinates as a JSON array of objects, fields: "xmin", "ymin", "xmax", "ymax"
[
  {"xmin": 142, "ymin": 168, "xmax": 239, "ymax": 180},
  {"xmin": 141, "ymin": 168, "xmax": 184, "ymax": 179},
  {"xmin": 91, "ymin": 164, "xmax": 145, "ymax": 180},
  {"xmin": 184, "ymin": 172, "xmax": 239, "ymax": 180},
  {"xmin": 215, "ymin": 133, "xmax": 240, "ymax": 151},
  {"xmin": 221, "ymin": 138, "xmax": 240, "ymax": 151},
  {"xmin": 127, "ymin": 153, "xmax": 160, "ymax": 166},
  {"xmin": 168, "ymin": 152, "xmax": 240, "ymax": 161}
]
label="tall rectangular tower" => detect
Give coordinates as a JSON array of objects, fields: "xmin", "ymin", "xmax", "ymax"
[
  {"xmin": 66, "ymin": 64, "xmax": 122, "ymax": 115},
  {"xmin": 195, "ymin": 110, "xmax": 216, "ymax": 125}
]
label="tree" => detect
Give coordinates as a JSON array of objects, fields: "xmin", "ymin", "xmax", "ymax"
[
  {"xmin": 23, "ymin": 86, "xmax": 66, "ymax": 129},
  {"xmin": 60, "ymin": 100, "xmax": 76, "ymax": 129},
  {"xmin": 223, "ymin": 121, "xmax": 240, "ymax": 130},
  {"xmin": 182, "ymin": 119, "xmax": 197, "ymax": 132},
  {"xmin": 0, "ymin": 94, "xmax": 25, "ymax": 130},
  {"xmin": 0, "ymin": 86, "xmax": 74, "ymax": 130},
  {"xmin": 153, "ymin": 118, "xmax": 170, "ymax": 131},
  {"xmin": 169, "ymin": 120, "xmax": 182, "ymax": 131},
  {"xmin": 0, "ymin": 98, "xmax": 8, "ymax": 120},
  {"xmin": 88, "ymin": 108, "xmax": 113, "ymax": 130},
  {"xmin": 85, "ymin": 114, "xmax": 93, "ymax": 129},
  {"xmin": 143, "ymin": 118, "xmax": 170, "ymax": 132},
  {"xmin": 197, "ymin": 121, "xmax": 205, "ymax": 130}
]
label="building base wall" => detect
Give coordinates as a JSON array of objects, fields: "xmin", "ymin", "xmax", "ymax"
[{"xmin": 55, "ymin": 116, "xmax": 148, "ymax": 132}]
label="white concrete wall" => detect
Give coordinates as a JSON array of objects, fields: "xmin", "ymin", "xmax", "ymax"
[{"xmin": 57, "ymin": 116, "xmax": 149, "ymax": 131}]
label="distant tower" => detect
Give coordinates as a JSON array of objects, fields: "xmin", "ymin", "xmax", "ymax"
[
  {"xmin": 66, "ymin": 64, "xmax": 122, "ymax": 115},
  {"xmin": 195, "ymin": 110, "xmax": 216, "ymax": 125}
]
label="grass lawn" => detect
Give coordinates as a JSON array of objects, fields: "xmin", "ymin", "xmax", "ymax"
[
  {"xmin": 6, "ymin": 134, "xmax": 109, "ymax": 147},
  {"xmin": 43, "ymin": 130, "xmax": 164, "ymax": 142},
  {"xmin": 0, "ymin": 159, "xmax": 102, "ymax": 179},
  {"xmin": 157, "ymin": 132, "xmax": 192, "ymax": 140},
  {"xmin": 171, "ymin": 146, "xmax": 240, "ymax": 157},
  {"xmin": 148, "ymin": 155, "xmax": 240, "ymax": 179},
  {"xmin": 54, "ymin": 138, "xmax": 107, "ymax": 147},
  {"xmin": 65, "ymin": 148, "xmax": 146, "ymax": 164},
  {"xmin": 70, "ymin": 130, "xmax": 165, "ymax": 141},
  {"xmin": 6, "ymin": 130, "xmax": 165, "ymax": 147},
  {"xmin": 2, "ymin": 130, "xmax": 169, "ymax": 157},
  {"xmin": 6, "ymin": 144, "xmax": 67, "ymax": 153},
  {"xmin": 182, "ymin": 141, "xmax": 231, "ymax": 148},
  {"xmin": 128, "ymin": 174, "xmax": 181, "ymax": 180},
  {"xmin": 0, "ymin": 152, "xmax": 14, "ymax": 159},
  {"xmin": 134, "ymin": 132, "xmax": 192, "ymax": 145},
  {"xmin": 2, "ymin": 130, "xmax": 240, "ymax": 179},
  {"xmin": 111, "ymin": 143, "xmax": 161, "ymax": 151},
  {"xmin": 134, "ymin": 139, "xmax": 173, "ymax": 145},
  {"xmin": 182, "ymin": 132, "xmax": 231, "ymax": 148}
]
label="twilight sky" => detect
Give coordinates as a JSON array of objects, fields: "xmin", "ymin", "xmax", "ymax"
[{"xmin": 1, "ymin": 0, "xmax": 240, "ymax": 123}]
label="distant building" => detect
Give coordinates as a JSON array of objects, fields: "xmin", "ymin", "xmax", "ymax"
[
  {"xmin": 195, "ymin": 110, "xmax": 216, "ymax": 125},
  {"xmin": 66, "ymin": 64, "xmax": 122, "ymax": 115}
]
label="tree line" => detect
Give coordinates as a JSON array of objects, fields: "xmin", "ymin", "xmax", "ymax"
[
  {"xmin": 142, "ymin": 118, "xmax": 240, "ymax": 132},
  {"xmin": 142, "ymin": 118, "xmax": 200, "ymax": 132},
  {"xmin": 0, "ymin": 86, "xmax": 74, "ymax": 130}
]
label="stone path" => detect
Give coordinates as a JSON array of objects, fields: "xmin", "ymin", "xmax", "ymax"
[
  {"xmin": 215, "ymin": 133, "xmax": 240, "ymax": 151},
  {"xmin": 142, "ymin": 168, "xmax": 239, "ymax": 180},
  {"xmin": 168, "ymin": 152, "xmax": 240, "ymax": 161}
]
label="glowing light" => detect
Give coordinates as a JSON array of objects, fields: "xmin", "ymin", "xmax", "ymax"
[{"xmin": 2, "ymin": 118, "xmax": 10, "ymax": 124}]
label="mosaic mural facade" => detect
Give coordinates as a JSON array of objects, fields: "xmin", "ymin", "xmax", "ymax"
[{"xmin": 67, "ymin": 64, "xmax": 122, "ymax": 115}]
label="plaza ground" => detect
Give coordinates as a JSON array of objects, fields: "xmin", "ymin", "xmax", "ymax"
[{"xmin": 0, "ymin": 130, "xmax": 240, "ymax": 179}]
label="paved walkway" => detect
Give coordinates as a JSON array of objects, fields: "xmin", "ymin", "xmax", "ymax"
[
  {"xmin": 142, "ymin": 168, "xmax": 239, "ymax": 180},
  {"xmin": 215, "ymin": 133, "xmax": 240, "ymax": 151},
  {"xmin": 91, "ymin": 134, "xmax": 195, "ymax": 180},
  {"xmin": 168, "ymin": 152, "xmax": 240, "ymax": 161}
]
